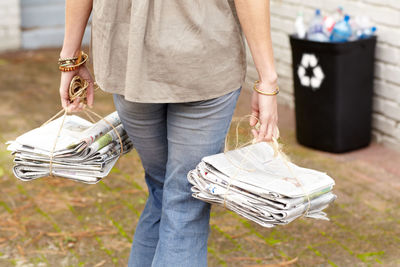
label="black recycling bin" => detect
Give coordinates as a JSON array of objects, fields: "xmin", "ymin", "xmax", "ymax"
[{"xmin": 289, "ymin": 35, "xmax": 377, "ymax": 153}]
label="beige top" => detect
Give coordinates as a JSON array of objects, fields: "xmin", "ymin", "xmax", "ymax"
[{"xmin": 91, "ymin": 0, "xmax": 247, "ymax": 103}]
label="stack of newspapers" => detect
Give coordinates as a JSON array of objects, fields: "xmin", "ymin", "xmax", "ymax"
[
  {"xmin": 7, "ymin": 112, "xmax": 133, "ymax": 184},
  {"xmin": 188, "ymin": 142, "xmax": 336, "ymax": 228}
]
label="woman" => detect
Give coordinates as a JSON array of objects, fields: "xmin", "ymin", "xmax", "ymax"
[{"xmin": 59, "ymin": 1, "xmax": 278, "ymax": 266}]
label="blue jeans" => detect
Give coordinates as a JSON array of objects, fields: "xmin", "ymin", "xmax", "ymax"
[{"xmin": 113, "ymin": 87, "xmax": 241, "ymax": 267}]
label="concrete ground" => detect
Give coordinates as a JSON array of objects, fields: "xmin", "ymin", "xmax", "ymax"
[{"xmin": 0, "ymin": 49, "xmax": 399, "ymax": 267}]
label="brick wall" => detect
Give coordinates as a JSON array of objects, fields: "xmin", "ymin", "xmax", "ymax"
[
  {"xmin": 245, "ymin": 0, "xmax": 400, "ymax": 151},
  {"xmin": 0, "ymin": 0, "xmax": 90, "ymax": 50},
  {"xmin": 0, "ymin": 0, "xmax": 21, "ymax": 51}
]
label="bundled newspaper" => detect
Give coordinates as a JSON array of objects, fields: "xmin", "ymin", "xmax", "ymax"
[
  {"xmin": 7, "ymin": 111, "xmax": 133, "ymax": 184},
  {"xmin": 188, "ymin": 142, "xmax": 336, "ymax": 228}
]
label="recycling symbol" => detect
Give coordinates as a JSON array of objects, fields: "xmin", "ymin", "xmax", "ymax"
[{"xmin": 297, "ymin": 53, "xmax": 325, "ymax": 91}]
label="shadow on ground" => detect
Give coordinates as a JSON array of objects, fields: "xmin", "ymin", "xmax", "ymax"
[{"xmin": 0, "ymin": 49, "xmax": 399, "ymax": 267}]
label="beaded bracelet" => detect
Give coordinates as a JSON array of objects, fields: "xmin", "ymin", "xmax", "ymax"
[
  {"xmin": 58, "ymin": 55, "xmax": 78, "ymax": 64},
  {"xmin": 58, "ymin": 51, "xmax": 88, "ymax": 72}
]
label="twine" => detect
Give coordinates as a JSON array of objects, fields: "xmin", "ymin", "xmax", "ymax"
[
  {"xmin": 222, "ymin": 115, "xmax": 312, "ymax": 218},
  {"xmin": 42, "ymin": 76, "xmax": 124, "ymax": 178}
]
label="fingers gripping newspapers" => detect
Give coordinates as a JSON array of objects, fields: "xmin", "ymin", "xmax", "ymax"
[{"xmin": 7, "ymin": 73, "xmax": 133, "ymax": 184}]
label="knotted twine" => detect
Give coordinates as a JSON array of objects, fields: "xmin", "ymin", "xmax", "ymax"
[
  {"xmin": 222, "ymin": 115, "xmax": 312, "ymax": 218},
  {"xmin": 42, "ymin": 76, "xmax": 124, "ymax": 178}
]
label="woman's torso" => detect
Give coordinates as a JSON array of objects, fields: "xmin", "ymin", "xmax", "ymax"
[{"xmin": 91, "ymin": 0, "xmax": 247, "ymax": 103}]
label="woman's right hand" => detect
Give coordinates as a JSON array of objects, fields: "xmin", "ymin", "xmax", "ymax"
[{"xmin": 59, "ymin": 64, "xmax": 94, "ymax": 113}]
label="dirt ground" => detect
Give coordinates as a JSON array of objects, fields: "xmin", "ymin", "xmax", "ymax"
[{"xmin": 0, "ymin": 49, "xmax": 399, "ymax": 267}]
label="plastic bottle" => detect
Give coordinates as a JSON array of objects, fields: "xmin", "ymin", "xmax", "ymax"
[
  {"xmin": 359, "ymin": 26, "xmax": 377, "ymax": 39},
  {"xmin": 307, "ymin": 9, "xmax": 329, "ymax": 42},
  {"xmin": 294, "ymin": 12, "xmax": 306, "ymax": 39},
  {"xmin": 330, "ymin": 15, "xmax": 352, "ymax": 42},
  {"xmin": 324, "ymin": 15, "xmax": 336, "ymax": 33},
  {"xmin": 350, "ymin": 16, "xmax": 376, "ymax": 40},
  {"xmin": 324, "ymin": 6, "xmax": 343, "ymax": 33},
  {"xmin": 332, "ymin": 6, "xmax": 344, "ymax": 23},
  {"xmin": 349, "ymin": 17, "xmax": 360, "ymax": 41}
]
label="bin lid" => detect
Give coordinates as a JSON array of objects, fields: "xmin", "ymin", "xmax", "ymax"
[{"xmin": 289, "ymin": 34, "xmax": 377, "ymax": 54}]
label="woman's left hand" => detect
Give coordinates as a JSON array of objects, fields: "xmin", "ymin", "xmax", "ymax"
[{"xmin": 249, "ymin": 80, "xmax": 279, "ymax": 142}]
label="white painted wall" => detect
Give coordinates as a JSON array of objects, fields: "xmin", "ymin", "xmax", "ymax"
[
  {"xmin": 0, "ymin": 0, "xmax": 21, "ymax": 51},
  {"xmin": 20, "ymin": 0, "xmax": 90, "ymax": 49},
  {"xmin": 0, "ymin": 0, "xmax": 90, "ymax": 51}
]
